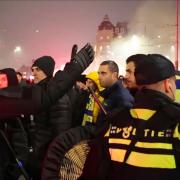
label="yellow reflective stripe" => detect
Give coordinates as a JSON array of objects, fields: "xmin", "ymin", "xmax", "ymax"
[
  {"xmin": 109, "ymin": 148, "xmax": 126, "ymax": 162},
  {"xmin": 135, "ymin": 142, "xmax": 172, "ymax": 149},
  {"xmin": 176, "ymin": 75, "xmax": 180, "ymax": 79},
  {"xmin": 175, "ymin": 90, "xmax": 180, "ymax": 102},
  {"xmin": 104, "ymin": 128, "xmax": 110, "ymax": 137},
  {"xmin": 109, "ymin": 148, "xmax": 176, "ymax": 169},
  {"xmin": 104, "ymin": 124, "xmax": 112, "ymax": 137},
  {"xmin": 109, "ymin": 138, "xmax": 131, "ymax": 145},
  {"xmin": 128, "ymin": 151, "xmax": 176, "ymax": 168},
  {"xmin": 109, "ymin": 138, "xmax": 172, "ymax": 149},
  {"xmin": 173, "ymin": 123, "xmax": 180, "ymax": 140},
  {"xmin": 130, "ymin": 109, "xmax": 156, "ymax": 121}
]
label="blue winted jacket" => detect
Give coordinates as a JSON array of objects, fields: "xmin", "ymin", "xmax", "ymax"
[{"xmin": 100, "ymin": 80, "xmax": 134, "ymax": 113}]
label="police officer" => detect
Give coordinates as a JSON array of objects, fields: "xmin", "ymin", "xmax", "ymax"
[{"xmin": 82, "ymin": 54, "xmax": 180, "ymax": 180}]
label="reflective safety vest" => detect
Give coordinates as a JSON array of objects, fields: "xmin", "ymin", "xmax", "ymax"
[
  {"xmin": 105, "ymin": 108, "xmax": 180, "ymax": 170},
  {"xmin": 175, "ymin": 76, "xmax": 180, "ymax": 103}
]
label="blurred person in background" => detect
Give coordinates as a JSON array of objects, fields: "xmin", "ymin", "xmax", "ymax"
[
  {"xmin": 16, "ymin": 72, "xmax": 29, "ymax": 87},
  {"xmin": 68, "ymin": 74, "xmax": 89, "ymax": 127},
  {"xmin": 82, "ymin": 71, "xmax": 104, "ymax": 127},
  {"xmin": 0, "ymin": 68, "xmax": 29, "ymax": 180}
]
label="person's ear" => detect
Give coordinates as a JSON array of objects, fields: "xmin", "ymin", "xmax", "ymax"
[
  {"xmin": 163, "ymin": 79, "xmax": 172, "ymax": 93},
  {"xmin": 113, "ymin": 72, "xmax": 118, "ymax": 79}
]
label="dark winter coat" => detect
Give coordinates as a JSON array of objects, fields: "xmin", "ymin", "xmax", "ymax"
[
  {"xmin": 0, "ymin": 68, "xmax": 29, "ymax": 179},
  {"xmin": 29, "ymin": 78, "xmax": 72, "ymax": 179},
  {"xmin": 100, "ymin": 80, "xmax": 134, "ymax": 112},
  {"xmin": 68, "ymin": 87, "xmax": 89, "ymax": 127},
  {"xmin": 96, "ymin": 80, "xmax": 134, "ymax": 127},
  {"xmin": 0, "ymin": 61, "xmax": 87, "ymax": 118},
  {"xmin": 33, "ymin": 78, "xmax": 72, "ymax": 154}
]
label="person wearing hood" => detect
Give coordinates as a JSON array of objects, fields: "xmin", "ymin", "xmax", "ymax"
[
  {"xmin": 0, "ymin": 68, "xmax": 29, "ymax": 179},
  {"xmin": 82, "ymin": 71, "xmax": 104, "ymax": 126}
]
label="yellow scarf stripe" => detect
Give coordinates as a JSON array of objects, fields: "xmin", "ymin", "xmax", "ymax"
[
  {"xmin": 130, "ymin": 109, "xmax": 156, "ymax": 120},
  {"xmin": 104, "ymin": 128, "xmax": 110, "ymax": 137},
  {"xmin": 109, "ymin": 148, "xmax": 176, "ymax": 169}
]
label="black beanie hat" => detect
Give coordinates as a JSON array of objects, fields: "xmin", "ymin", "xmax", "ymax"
[
  {"xmin": 0, "ymin": 68, "xmax": 18, "ymax": 86},
  {"xmin": 32, "ymin": 56, "xmax": 55, "ymax": 77}
]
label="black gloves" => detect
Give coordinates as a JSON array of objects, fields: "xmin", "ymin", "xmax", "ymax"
[
  {"xmin": 70, "ymin": 44, "xmax": 78, "ymax": 60},
  {"xmin": 71, "ymin": 43, "xmax": 94, "ymax": 72}
]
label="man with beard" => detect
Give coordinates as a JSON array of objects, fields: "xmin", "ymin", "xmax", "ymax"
[{"xmin": 124, "ymin": 54, "xmax": 143, "ymax": 96}]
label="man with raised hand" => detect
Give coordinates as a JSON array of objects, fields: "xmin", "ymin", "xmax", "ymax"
[{"xmin": 0, "ymin": 43, "xmax": 94, "ymax": 117}]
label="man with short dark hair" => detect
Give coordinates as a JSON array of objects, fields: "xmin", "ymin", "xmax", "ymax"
[
  {"xmin": 124, "ymin": 54, "xmax": 144, "ymax": 96},
  {"xmin": 98, "ymin": 60, "xmax": 134, "ymax": 113},
  {"xmin": 82, "ymin": 54, "xmax": 180, "ymax": 180}
]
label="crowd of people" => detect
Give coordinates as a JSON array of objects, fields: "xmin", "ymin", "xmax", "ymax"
[{"xmin": 0, "ymin": 43, "xmax": 180, "ymax": 180}]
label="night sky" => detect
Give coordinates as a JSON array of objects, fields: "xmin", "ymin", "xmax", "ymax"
[
  {"xmin": 0, "ymin": 0, "xmax": 144, "ymax": 69},
  {"xmin": 0, "ymin": 0, "xmax": 178, "ymax": 70}
]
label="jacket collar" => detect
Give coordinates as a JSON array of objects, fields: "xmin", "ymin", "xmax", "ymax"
[
  {"xmin": 134, "ymin": 88, "xmax": 174, "ymax": 109},
  {"xmin": 100, "ymin": 81, "xmax": 121, "ymax": 98}
]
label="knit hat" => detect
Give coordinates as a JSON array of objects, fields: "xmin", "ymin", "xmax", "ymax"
[
  {"xmin": 32, "ymin": 56, "xmax": 55, "ymax": 77},
  {"xmin": 134, "ymin": 54, "xmax": 180, "ymax": 85}
]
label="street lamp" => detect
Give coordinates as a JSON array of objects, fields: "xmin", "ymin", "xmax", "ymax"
[{"xmin": 14, "ymin": 46, "xmax": 22, "ymax": 53}]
